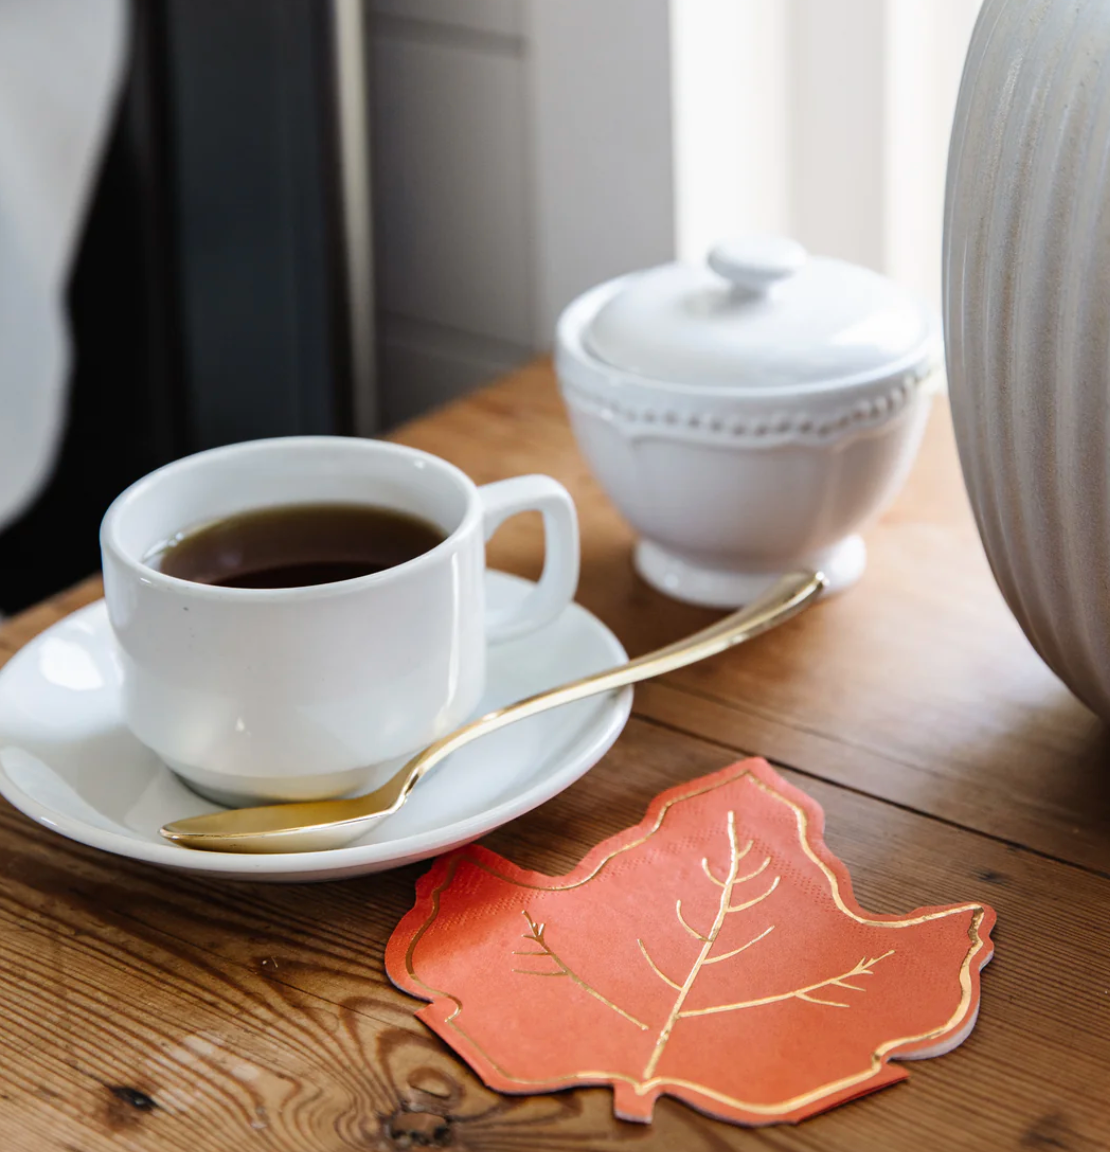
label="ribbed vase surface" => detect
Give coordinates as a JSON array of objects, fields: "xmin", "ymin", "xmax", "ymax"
[{"xmin": 945, "ymin": 0, "xmax": 1110, "ymax": 718}]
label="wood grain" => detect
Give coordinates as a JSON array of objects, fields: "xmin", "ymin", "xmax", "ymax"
[
  {"xmin": 0, "ymin": 359, "xmax": 1108, "ymax": 1149},
  {"xmin": 0, "ymin": 718, "xmax": 1107, "ymax": 1150}
]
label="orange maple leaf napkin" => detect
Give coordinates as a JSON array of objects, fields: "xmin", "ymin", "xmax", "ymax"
[{"xmin": 386, "ymin": 759, "xmax": 996, "ymax": 1126}]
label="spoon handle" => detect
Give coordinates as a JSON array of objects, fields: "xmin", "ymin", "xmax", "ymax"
[
  {"xmin": 385, "ymin": 570, "xmax": 825, "ymax": 810},
  {"xmin": 161, "ymin": 569, "xmax": 825, "ymax": 851}
]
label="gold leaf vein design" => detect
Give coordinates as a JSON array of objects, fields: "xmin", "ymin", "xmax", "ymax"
[
  {"xmin": 636, "ymin": 939, "xmax": 681, "ymax": 991},
  {"xmin": 681, "ymin": 950, "xmax": 895, "ymax": 1016},
  {"xmin": 702, "ymin": 924, "xmax": 775, "ymax": 966},
  {"xmin": 675, "ymin": 900, "xmax": 709, "ymax": 943},
  {"xmin": 521, "ymin": 808, "xmax": 890, "ymax": 1075},
  {"xmin": 513, "ymin": 911, "xmax": 648, "ymax": 1031},
  {"xmin": 640, "ymin": 811, "xmax": 783, "ymax": 1078},
  {"xmin": 402, "ymin": 765, "xmax": 990, "ymax": 1118}
]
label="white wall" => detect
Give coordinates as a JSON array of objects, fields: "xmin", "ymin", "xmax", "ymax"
[
  {"xmin": 369, "ymin": 0, "xmax": 675, "ymax": 425},
  {"xmin": 526, "ymin": 0, "xmax": 675, "ymax": 346},
  {"xmin": 670, "ymin": 0, "xmax": 790, "ymax": 263},
  {"xmin": 672, "ymin": 0, "xmax": 983, "ymax": 306},
  {"xmin": 369, "ymin": 1, "xmax": 533, "ymax": 425}
]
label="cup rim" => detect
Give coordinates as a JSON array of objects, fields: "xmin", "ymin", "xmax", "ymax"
[{"xmin": 99, "ymin": 435, "xmax": 484, "ymax": 602}]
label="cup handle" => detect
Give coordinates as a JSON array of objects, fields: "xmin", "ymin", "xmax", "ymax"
[{"xmin": 478, "ymin": 476, "xmax": 580, "ymax": 643}]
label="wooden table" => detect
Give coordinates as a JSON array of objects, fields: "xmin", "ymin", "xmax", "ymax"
[{"xmin": 1, "ymin": 361, "xmax": 1107, "ymax": 1151}]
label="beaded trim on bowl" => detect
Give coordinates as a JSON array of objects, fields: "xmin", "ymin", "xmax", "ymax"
[{"xmin": 559, "ymin": 367, "xmax": 937, "ymax": 448}]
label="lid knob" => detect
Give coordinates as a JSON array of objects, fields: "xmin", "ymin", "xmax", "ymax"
[{"xmin": 708, "ymin": 236, "xmax": 808, "ymax": 296}]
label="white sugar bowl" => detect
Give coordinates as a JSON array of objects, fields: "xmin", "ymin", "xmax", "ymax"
[{"xmin": 555, "ymin": 237, "xmax": 943, "ymax": 607}]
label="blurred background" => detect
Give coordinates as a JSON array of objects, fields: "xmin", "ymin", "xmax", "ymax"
[{"xmin": 0, "ymin": 0, "xmax": 982, "ymax": 614}]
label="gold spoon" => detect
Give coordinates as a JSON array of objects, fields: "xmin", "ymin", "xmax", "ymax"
[{"xmin": 160, "ymin": 570, "xmax": 825, "ymax": 854}]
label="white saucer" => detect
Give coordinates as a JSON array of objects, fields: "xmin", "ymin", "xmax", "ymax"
[{"xmin": 0, "ymin": 571, "xmax": 631, "ymax": 882}]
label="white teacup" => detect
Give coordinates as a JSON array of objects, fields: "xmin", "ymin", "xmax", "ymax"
[{"xmin": 100, "ymin": 437, "xmax": 580, "ymax": 805}]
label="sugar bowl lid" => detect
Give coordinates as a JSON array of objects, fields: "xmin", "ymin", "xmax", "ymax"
[{"xmin": 582, "ymin": 236, "xmax": 940, "ymax": 392}]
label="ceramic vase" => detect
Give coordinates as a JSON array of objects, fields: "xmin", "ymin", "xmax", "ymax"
[{"xmin": 944, "ymin": 0, "xmax": 1110, "ymax": 718}]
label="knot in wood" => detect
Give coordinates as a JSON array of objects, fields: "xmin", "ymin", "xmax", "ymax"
[{"xmin": 384, "ymin": 1108, "xmax": 455, "ymax": 1149}]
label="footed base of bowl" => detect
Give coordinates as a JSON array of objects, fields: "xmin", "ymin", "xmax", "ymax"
[{"xmin": 634, "ymin": 535, "xmax": 866, "ymax": 608}]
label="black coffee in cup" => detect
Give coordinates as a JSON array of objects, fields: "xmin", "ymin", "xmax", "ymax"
[{"xmin": 154, "ymin": 503, "xmax": 445, "ymax": 589}]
